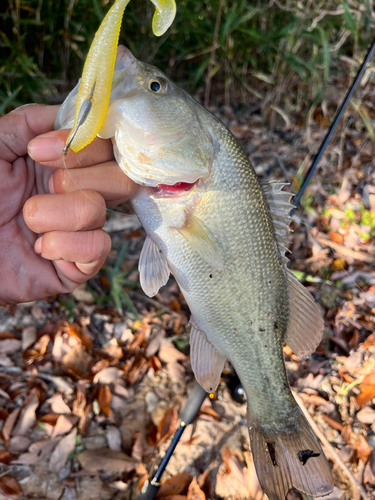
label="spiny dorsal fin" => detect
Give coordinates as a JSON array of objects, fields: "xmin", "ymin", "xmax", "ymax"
[
  {"xmin": 139, "ymin": 235, "xmax": 170, "ymax": 297},
  {"xmin": 284, "ymin": 268, "xmax": 325, "ymax": 359},
  {"xmin": 175, "ymin": 212, "xmax": 224, "ymax": 273},
  {"xmin": 262, "ymin": 181, "xmax": 295, "ymax": 262},
  {"xmin": 190, "ymin": 319, "xmax": 226, "ymax": 393}
]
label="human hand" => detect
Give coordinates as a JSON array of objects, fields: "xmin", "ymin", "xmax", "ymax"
[{"xmin": 0, "ymin": 104, "xmax": 136, "ymax": 305}]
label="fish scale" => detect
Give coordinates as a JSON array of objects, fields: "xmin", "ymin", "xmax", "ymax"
[
  {"xmin": 57, "ymin": 45, "xmax": 334, "ymax": 499},
  {"xmin": 134, "ymin": 121, "xmax": 295, "ymax": 426}
]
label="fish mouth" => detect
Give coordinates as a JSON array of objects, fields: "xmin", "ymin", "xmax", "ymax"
[{"xmin": 151, "ymin": 180, "xmax": 200, "ymax": 198}]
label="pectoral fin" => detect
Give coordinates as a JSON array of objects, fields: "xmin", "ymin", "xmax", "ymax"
[
  {"xmin": 139, "ymin": 235, "xmax": 170, "ymax": 297},
  {"xmin": 175, "ymin": 213, "xmax": 224, "ymax": 273},
  {"xmin": 190, "ymin": 320, "xmax": 226, "ymax": 393},
  {"xmin": 284, "ymin": 269, "xmax": 324, "ymax": 359}
]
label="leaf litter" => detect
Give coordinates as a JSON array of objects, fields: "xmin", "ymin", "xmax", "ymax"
[{"xmin": 0, "ymin": 67, "xmax": 375, "ymax": 500}]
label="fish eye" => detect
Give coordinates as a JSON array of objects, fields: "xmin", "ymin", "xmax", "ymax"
[
  {"xmin": 148, "ymin": 78, "xmax": 167, "ymax": 93},
  {"xmin": 150, "ymin": 80, "xmax": 161, "ymax": 92}
]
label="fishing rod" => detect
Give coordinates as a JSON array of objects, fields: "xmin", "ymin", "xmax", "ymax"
[
  {"xmin": 291, "ymin": 40, "xmax": 375, "ymax": 214},
  {"xmin": 137, "ymin": 382, "xmax": 207, "ymax": 500},
  {"xmin": 136, "ymin": 39, "xmax": 375, "ymax": 500}
]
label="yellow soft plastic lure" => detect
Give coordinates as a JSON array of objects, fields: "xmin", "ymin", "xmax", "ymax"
[{"xmin": 63, "ymin": 0, "xmax": 176, "ymax": 155}]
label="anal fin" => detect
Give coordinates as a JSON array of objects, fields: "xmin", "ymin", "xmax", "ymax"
[
  {"xmin": 139, "ymin": 235, "xmax": 170, "ymax": 297},
  {"xmin": 284, "ymin": 269, "xmax": 325, "ymax": 360},
  {"xmin": 190, "ymin": 320, "xmax": 225, "ymax": 393},
  {"xmin": 248, "ymin": 409, "xmax": 333, "ymax": 500}
]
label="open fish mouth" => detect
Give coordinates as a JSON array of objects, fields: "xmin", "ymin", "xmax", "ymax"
[{"xmin": 152, "ymin": 179, "xmax": 200, "ymax": 198}]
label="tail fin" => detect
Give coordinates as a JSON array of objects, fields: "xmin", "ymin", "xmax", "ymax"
[{"xmin": 248, "ymin": 410, "xmax": 333, "ymax": 499}]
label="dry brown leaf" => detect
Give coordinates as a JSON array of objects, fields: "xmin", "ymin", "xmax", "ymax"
[
  {"xmin": 298, "ymin": 393, "xmax": 330, "ymax": 407},
  {"xmin": 51, "ymin": 415, "xmax": 78, "ymax": 439},
  {"xmin": 93, "ymin": 366, "xmax": 123, "ymax": 384},
  {"xmin": 22, "ymin": 326, "xmax": 37, "ymax": 351},
  {"xmin": 199, "ymin": 406, "xmax": 221, "ymax": 421},
  {"xmin": 106, "ymin": 425, "xmax": 122, "ymax": 452},
  {"xmin": 221, "ymin": 448, "xmax": 247, "ymax": 487},
  {"xmin": 364, "ymin": 451, "xmax": 375, "ymax": 486},
  {"xmin": 33, "ymin": 334, "xmax": 51, "ymax": 356},
  {"xmin": 145, "ymin": 330, "xmax": 164, "ymax": 358},
  {"xmin": 357, "ymin": 372, "xmax": 375, "ymax": 407},
  {"xmin": 8, "ymin": 435, "xmax": 31, "ymax": 453},
  {"xmin": 0, "ymin": 332, "xmax": 16, "ymax": 340},
  {"xmin": 76, "ymin": 448, "xmax": 138, "ymax": 473},
  {"xmin": 0, "ymin": 476, "xmax": 22, "ymax": 499},
  {"xmin": 328, "ymin": 228, "xmax": 344, "ymax": 245},
  {"xmin": 341, "ymin": 425, "xmax": 352, "ymax": 444},
  {"xmin": 0, "ymin": 408, "xmax": 9, "ymax": 421},
  {"xmin": 98, "ymin": 385, "xmax": 112, "ymax": 416},
  {"xmin": 162, "ymin": 496, "xmax": 187, "ymax": 500},
  {"xmin": 167, "ymin": 362, "xmax": 185, "ymax": 380},
  {"xmin": 147, "ymin": 424, "xmax": 158, "ymax": 446},
  {"xmin": 125, "ymin": 354, "xmax": 148, "ymax": 386},
  {"xmin": 148, "ymin": 355, "xmax": 162, "ymax": 373},
  {"xmin": 0, "ymin": 339, "xmax": 22, "ymax": 355},
  {"xmin": 157, "ymin": 406, "xmax": 178, "ymax": 445},
  {"xmin": 322, "ymin": 415, "xmax": 343, "ymax": 432},
  {"xmin": 99, "ymin": 344, "xmax": 123, "ymax": 362},
  {"xmin": 353, "ymin": 435, "xmax": 372, "ymax": 462},
  {"xmin": 49, "ymin": 427, "xmax": 77, "ymax": 472},
  {"xmin": 131, "ymin": 432, "xmax": 143, "ymax": 462},
  {"xmin": 156, "ymin": 472, "xmax": 191, "ymax": 498},
  {"xmin": 73, "ymin": 381, "xmax": 87, "ymax": 418},
  {"xmin": 222, "ymin": 447, "xmax": 232, "ymax": 474},
  {"xmin": 65, "ymin": 322, "xmax": 93, "ymax": 349},
  {"xmin": 48, "ymin": 393, "xmax": 71, "ymax": 414},
  {"xmin": 0, "ymin": 451, "xmax": 12, "ymax": 464},
  {"xmin": 158, "ymin": 344, "xmax": 187, "ymax": 364},
  {"xmin": 187, "ymin": 477, "xmax": 205, "ymax": 500},
  {"xmin": 63, "ymin": 343, "xmax": 93, "ymax": 376},
  {"xmin": 12, "ymin": 438, "xmax": 60, "ymax": 465},
  {"xmin": 1, "ymin": 408, "xmax": 21, "ymax": 444},
  {"xmin": 13, "ymin": 388, "xmax": 39, "ymax": 436},
  {"xmin": 364, "ymin": 332, "xmax": 375, "ymax": 349}
]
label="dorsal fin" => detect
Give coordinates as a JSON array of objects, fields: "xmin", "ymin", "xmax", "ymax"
[{"xmin": 262, "ymin": 181, "xmax": 295, "ymax": 262}]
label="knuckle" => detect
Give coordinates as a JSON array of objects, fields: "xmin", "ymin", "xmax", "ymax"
[{"xmin": 74, "ymin": 191, "xmax": 106, "ymax": 230}]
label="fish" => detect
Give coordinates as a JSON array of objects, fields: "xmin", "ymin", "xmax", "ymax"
[{"xmin": 56, "ymin": 45, "xmax": 334, "ymax": 499}]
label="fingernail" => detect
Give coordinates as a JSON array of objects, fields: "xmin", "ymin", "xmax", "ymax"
[
  {"xmin": 34, "ymin": 237, "xmax": 42, "ymax": 254},
  {"xmin": 28, "ymin": 135, "xmax": 64, "ymax": 162}
]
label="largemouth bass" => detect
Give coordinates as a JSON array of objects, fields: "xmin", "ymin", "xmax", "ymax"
[{"xmin": 56, "ymin": 45, "xmax": 334, "ymax": 499}]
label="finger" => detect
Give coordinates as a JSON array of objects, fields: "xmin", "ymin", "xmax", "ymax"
[
  {"xmin": 23, "ymin": 190, "xmax": 106, "ymax": 234},
  {"xmin": 35, "ymin": 229, "xmax": 111, "ymax": 282},
  {"xmin": 49, "ymin": 161, "xmax": 137, "ymax": 206},
  {"xmin": 0, "ymin": 104, "xmax": 60, "ymax": 162},
  {"xmin": 28, "ymin": 129, "xmax": 114, "ymax": 169}
]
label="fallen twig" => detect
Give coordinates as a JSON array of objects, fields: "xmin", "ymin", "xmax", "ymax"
[
  {"xmin": 293, "ymin": 391, "xmax": 371, "ymax": 500},
  {"xmin": 312, "ymin": 229, "xmax": 375, "ymax": 264}
]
